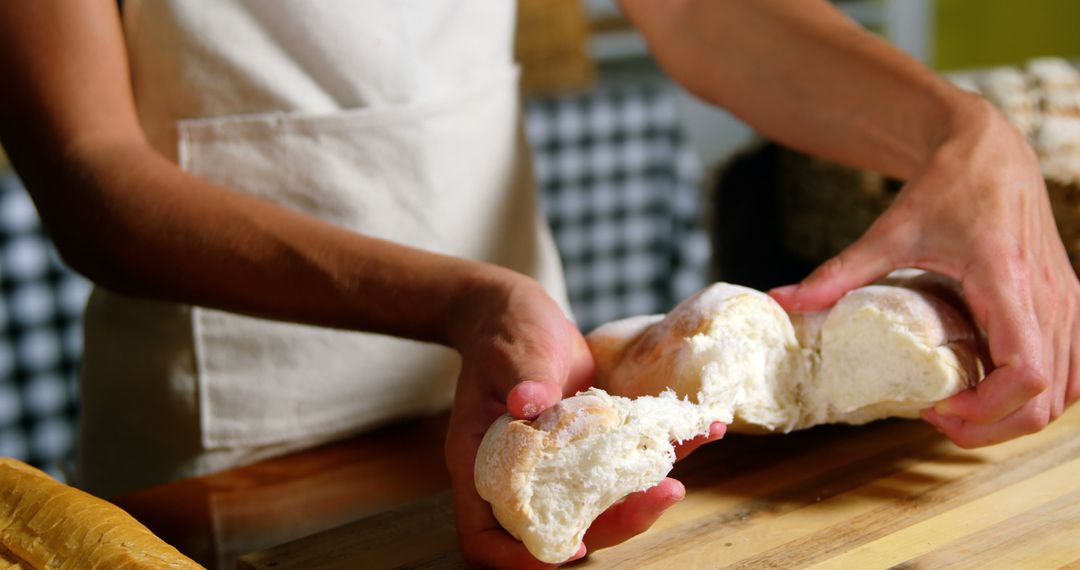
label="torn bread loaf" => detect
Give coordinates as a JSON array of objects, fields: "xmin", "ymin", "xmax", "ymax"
[
  {"xmin": 0, "ymin": 457, "xmax": 203, "ymax": 569},
  {"xmin": 588, "ymin": 275, "xmax": 983, "ymax": 433},
  {"xmin": 474, "ymin": 388, "xmax": 713, "ymax": 563}
]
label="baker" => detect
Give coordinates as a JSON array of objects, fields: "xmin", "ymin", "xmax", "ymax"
[{"xmin": 0, "ymin": 1, "xmax": 1076, "ymax": 567}]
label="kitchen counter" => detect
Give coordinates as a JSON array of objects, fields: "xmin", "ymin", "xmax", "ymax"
[
  {"xmin": 112, "ymin": 413, "xmax": 452, "ymax": 569},
  {"xmin": 116, "ymin": 406, "xmax": 1080, "ymax": 569}
]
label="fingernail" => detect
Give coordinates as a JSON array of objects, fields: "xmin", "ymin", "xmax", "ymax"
[
  {"xmin": 670, "ymin": 486, "xmax": 686, "ymax": 502},
  {"xmin": 567, "ymin": 543, "xmax": 587, "ymax": 562}
]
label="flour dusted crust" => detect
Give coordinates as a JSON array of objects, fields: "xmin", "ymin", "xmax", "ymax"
[
  {"xmin": 805, "ymin": 284, "xmax": 981, "ymax": 425},
  {"xmin": 474, "ymin": 389, "xmax": 712, "ymax": 563},
  {"xmin": 588, "ymin": 273, "xmax": 984, "ymax": 433},
  {"xmin": 590, "ymin": 284, "xmax": 808, "ymax": 432},
  {"xmin": 0, "ymin": 458, "xmax": 203, "ymax": 569}
]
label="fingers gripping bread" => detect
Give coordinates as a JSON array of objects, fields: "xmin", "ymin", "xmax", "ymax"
[
  {"xmin": 474, "ymin": 389, "xmax": 713, "ymax": 563},
  {"xmin": 0, "ymin": 458, "xmax": 203, "ymax": 569},
  {"xmin": 474, "ymin": 274, "xmax": 981, "ymax": 562},
  {"xmin": 588, "ymin": 275, "xmax": 983, "ymax": 433}
]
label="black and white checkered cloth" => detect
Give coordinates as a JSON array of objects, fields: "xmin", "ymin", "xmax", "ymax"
[
  {"xmin": 526, "ymin": 82, "xmax": 710, "ymax": 333},
  {"xmin": 0, "ymin": 170, "xmax": 89, "ymax": 479}
]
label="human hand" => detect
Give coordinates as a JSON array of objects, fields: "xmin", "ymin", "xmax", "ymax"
[
  {"xmin": 444, "ymin": 271, "xmax": 724, "ymax": 567},
  {"xmin": 770, "ymin": 101, "xmax": 1079, "ymax": 448}
]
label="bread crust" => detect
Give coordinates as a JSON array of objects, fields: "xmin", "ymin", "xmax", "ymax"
[
  {"xmin": 0, "ymin": 458, "xmax": 203, "ymax": 569},
  {"xmin": 591, "ymin": 285, "xmax": 784, "ymax": 402},
  {"xmin": 474, "ymin": 415, "xmax": 548, "ymax": 540},
  {"xmin": 589, "ymin": 275, "xmax": 983, "ymax": 433},
  {"xmin": 474, "ymin": 390, "xmax": 712, "ymax": 563}
]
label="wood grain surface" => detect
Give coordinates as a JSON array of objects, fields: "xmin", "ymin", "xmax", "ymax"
[
  {"xmin": 238, "ymin": 406, "xmax": 1080, "ymax": 569},
  {"xmin": 114, "ymin": 414, "xmax": 453, "ymax": 569}
]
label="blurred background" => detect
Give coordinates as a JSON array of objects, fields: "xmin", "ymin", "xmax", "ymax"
[{"xmin": 1, "ymin": 0, "xmax": 1079, "ymax": 481}]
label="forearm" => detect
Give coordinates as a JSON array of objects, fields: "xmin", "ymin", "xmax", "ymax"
[
  {"xmin": 623, "ymin": 0, "xmax": 986, "ymax": 180},
  {"xmin": 0, "ymin": 0, "xmax": 520, "ymax": 347},
  {"xmin": 11, "ymin": 135, "xmax": 511, "ymax": 347}
]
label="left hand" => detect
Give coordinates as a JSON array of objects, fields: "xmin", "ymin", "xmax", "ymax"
[
  {"xmin": 445, "ymin": 273, "xmax": 724, "ymax": 568},
  {"xmin": 770, "ymin": 101, "xmax": 1080, "ymax": 448}
]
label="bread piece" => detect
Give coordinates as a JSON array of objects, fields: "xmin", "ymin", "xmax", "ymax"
[
  {"xmin": 979, "ymin": 67, "xmax": 1029, "ymax": 94},
  {"xmin": 979, "ymin": 68, "xmax": 1037, "ymax": 114},
  {"xmin": 0, "ymin": 543, "xmax": 33, "ymax": 570},
  {"xmin": 1041, "ymin": 89, "xmax": 1080, "ymax": 117},
  {"xmin": 976, "ymin": 67, "xmax": 1041, "ymax": 137},
  {"xmin": 474, "ymin": 388, "xmax": 713, "ymax": 563},
  {"xmin": 0, "ymin": 458, "xmax": 203, "ymax": 569},
  {"xmin": 589, "ymin": 284, "xmax": 808, "ymax": 432},
  {"xmin": 588, "ymin": 275, "xmax": 983, "ymax": 433},
  {"xmin": 1035, "ymin": 116, "xmax": 1080, "ymax": 157},
  {"xmin": 1026, "ymin": 57, "xmax": 1080, "ymax": 90},
  {"xmin": 1035, "ymin": 116, "xmax": 1080, "ymax": 185},
  {"xmin": 802, "ymin": 285, "xmax": 982, "ymax": 426}
]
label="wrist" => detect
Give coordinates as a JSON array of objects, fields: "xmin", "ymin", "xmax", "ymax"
[
  {"xmin": 932, "ymin": 91, "xmax": 1039, "ymax": 166},
  {"xmin": 440, "ymin": 261, "xmax": 532, "ymax": 351},
  {"xmin": 935, "ymin": 89, "xmax": 1019, "ymax": 151},
  {"xmin": 918, "ymin": 84, "xmax": 981, "ymax": 150}
]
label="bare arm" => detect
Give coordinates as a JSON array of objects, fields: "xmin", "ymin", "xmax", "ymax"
[
  {"xmin": 0, "ymin": 3, "xmax": 720, "ymax": 566},
  {"xmin": 624, "ymin": 0, "xmax": 1079, "ymax": 447},
  {"xmin": 621, "ymin": 0, "xmax": 969, "ymax": 179},
  {"xmin": 0, "ymin": 0, "xmax": 503, "ymax": 344}
]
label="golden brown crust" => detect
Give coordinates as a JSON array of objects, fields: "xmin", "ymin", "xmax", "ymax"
[
  {"xmin": 588, "ymin": 315, "xmax": 664, "ymax": 389},
  {"xmin": 474, "ymin": 390, "xmax": 714, "ymax": 563},
  {"xmin": 531, "ymin": 394, "xmax": 619, "ymax": 441},
  {"xmin": 474, "ymin": 393, "xmax": 630, "ymax": 548},
  {"xmin": 0, "ymin": 543, "xmax": 32, "ymax": 570},
  {"xmin": 475, "ymin": 394, "xmax": 627, "ymax": 530},
  {"xmin": 592, "ymin": 286, "xmax": 773, "ymax": 402},
  {"xmin": 0, "ymin": 458, "xmax": 203, "ymax": 569},
  {"xmin": 474, "ymin": 417, "xmax": 547, "ymax": 537}
]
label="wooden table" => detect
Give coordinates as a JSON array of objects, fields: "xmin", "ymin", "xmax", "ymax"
[
  {"xmin": 117, "ymin": 407, "xmax": 1080, "ymax": 569},
  {"xmin": 113, "ymin": 413, "xmax": 453, "ymax": 570}
]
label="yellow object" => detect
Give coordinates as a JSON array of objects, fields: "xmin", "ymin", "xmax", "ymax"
[
  {"xmin": 0, "ymin": 458, "xmax": 203, "ymax": 569},
  {"xmin": 515, "ymin": 0, "xmax": 595, "ymax": 95},
  {"xmin": 936, "ymin": 0, "xmax": 1080, "ymax": 70}
]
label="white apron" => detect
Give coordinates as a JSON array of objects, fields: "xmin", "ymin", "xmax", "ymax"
[{"xmin": 77, "ymin": 0, "xmax": 571, "ymax": 497}]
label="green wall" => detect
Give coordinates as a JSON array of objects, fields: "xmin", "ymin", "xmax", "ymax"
[{"xmin": 935, "ymin": 0, "xmax": 1080, "ymax": 70}]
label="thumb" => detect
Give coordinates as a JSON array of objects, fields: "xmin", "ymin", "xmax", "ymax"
[
  {"xmin": 506, "ymin": 321, "xmax": 596, "ymax": 421},
  {"xmin": 506, "ymin": 380, "xmax": 563, "ymax": 421},
  {"xmin": 770, "ymin": 231, "xmax": 899, "ymax": 312}
]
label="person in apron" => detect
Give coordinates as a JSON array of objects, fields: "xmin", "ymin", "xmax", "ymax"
[{"xmin": 1, "ymin": 1, "xmax": 1076, "ymax": 567}]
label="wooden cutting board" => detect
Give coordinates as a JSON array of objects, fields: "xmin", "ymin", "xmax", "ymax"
[{"xmin": 237, "ymin": 407, "xmax": 1080, "ymax": 569}]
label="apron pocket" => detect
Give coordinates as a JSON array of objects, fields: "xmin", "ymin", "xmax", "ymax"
[{"xmin": 177, "ymin": 69, "xmax": 522, "ymax": 448}]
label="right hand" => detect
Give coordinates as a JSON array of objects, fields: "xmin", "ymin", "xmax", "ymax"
[
  {"xmin": 444, "ymin": 270, "xmax": 724, "ymax": 568},
  {"xmin": 770, "ymin": 105, "xmax": 1080, "ymax": 448}
]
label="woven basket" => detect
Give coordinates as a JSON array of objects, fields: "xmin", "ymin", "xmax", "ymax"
[
  {"xmin": 1047, "ymin": 180, "xmax": 1080, "ymax": 273},
  {"xmin": 776, "ymin": 150, "xmax": 895, "ymax": 265},
  {"xmin": 775, "ymin": 148, "xmax": 1080, "ymax": 275},
  {"xmin": 777, "ymin": 57, "xmax": 1080, "ymax": 275}
]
